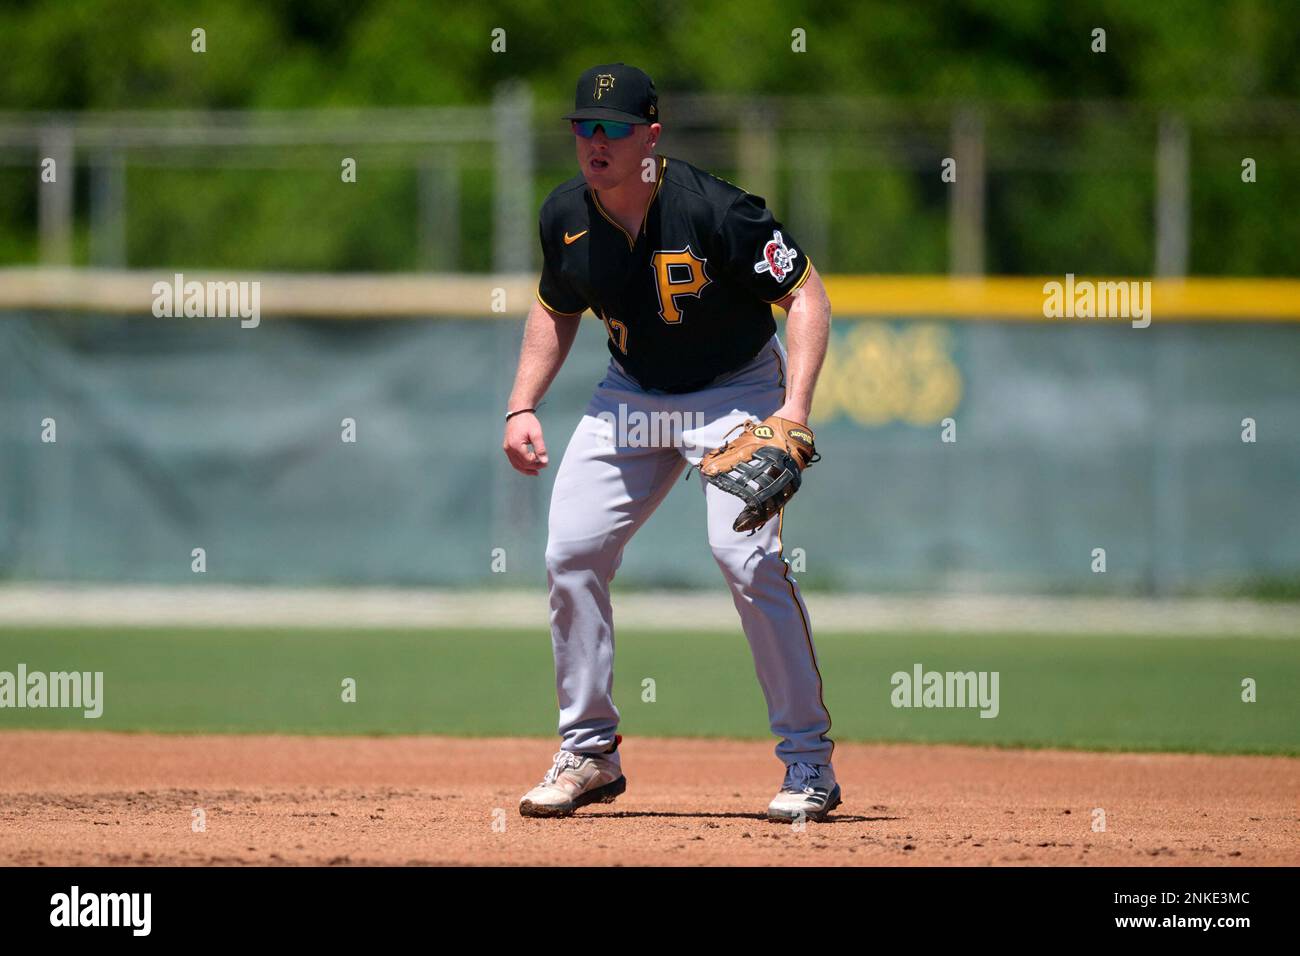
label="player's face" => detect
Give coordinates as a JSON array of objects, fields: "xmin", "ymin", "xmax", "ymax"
[{"xmin": 574, "ymin": 122, "xmax": 660, "ymax": 190}]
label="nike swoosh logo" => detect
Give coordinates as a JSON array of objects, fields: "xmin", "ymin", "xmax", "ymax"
[{"xmin": 564, "ymin": 230, "xmax": 588, "ymax": 245}]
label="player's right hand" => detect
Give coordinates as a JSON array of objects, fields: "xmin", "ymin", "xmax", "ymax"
[{"xmin": 503, "ymin": 412, "xmax": 549, "ymax": 476}]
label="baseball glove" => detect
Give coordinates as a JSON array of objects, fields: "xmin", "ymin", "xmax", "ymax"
[{"xmin": 696, "ymin": 416, "xmax": 820, "ymax": 534}]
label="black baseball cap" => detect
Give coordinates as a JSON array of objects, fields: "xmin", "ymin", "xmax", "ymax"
[{"xmin": 564, "ymin": 63, "xmax": 659, "ymax": 125}]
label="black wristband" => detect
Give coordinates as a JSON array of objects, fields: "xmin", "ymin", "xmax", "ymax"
[{"xmin": 505, "ymin": 407, "xmax": 536, "ymax": 422}]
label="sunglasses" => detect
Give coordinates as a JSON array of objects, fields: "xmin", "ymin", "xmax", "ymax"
[{"xmin": 572, "ymin": 119, "xmax": 636, "ymax": 140}]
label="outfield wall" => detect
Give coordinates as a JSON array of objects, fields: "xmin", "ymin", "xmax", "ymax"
[{"xmin": 2, "ymin": 292, "xmax": 1298, "ymax": 594}]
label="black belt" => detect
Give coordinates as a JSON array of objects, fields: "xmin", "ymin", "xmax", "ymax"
[
  {"xmin": 624, "ymin": 345, "xmax": 767, "ymax": 394},
  {"xmin": 653, "ymin": 375, "xmax": 724, "ymax": 394}
]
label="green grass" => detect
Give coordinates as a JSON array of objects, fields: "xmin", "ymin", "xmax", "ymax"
[{"xmin": 0, "ymin": 628, "xmax": 1296, "ymax": 755}]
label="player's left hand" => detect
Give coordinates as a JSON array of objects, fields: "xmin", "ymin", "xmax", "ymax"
[
  {"xmin": 697, "ymin": 414, "xmax": 820, "ymax": 534},
  {"xmin": 770, "ymin": 401, "xmax": 810, "ymax": 424}
]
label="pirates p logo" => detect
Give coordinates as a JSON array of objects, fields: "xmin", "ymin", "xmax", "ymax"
[{"xmin": 595, "ymin": 74, "xmax": 616, "ymax": 100}]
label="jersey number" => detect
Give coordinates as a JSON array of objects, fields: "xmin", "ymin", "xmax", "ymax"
[
  {"xmin": 600, "ymin": 308, "xmax": 628, "ymax": 354},
  {"xmin": 651, "ymin": 247, "xmax": 711, "ymax": 325}
]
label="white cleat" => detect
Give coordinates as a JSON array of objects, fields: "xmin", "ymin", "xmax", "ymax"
[
  {"xmin": 519, "ymin": 738, "xmax": 626, "ymax": 818},
  {"xmin": 767, "ymin": 762, "xmax": 842, "ymax": 822}
]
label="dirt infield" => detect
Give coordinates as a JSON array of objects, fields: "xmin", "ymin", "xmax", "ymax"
[{"xmin": 1, "ymin": 732, "xmax": 1296, "ymax": 866}]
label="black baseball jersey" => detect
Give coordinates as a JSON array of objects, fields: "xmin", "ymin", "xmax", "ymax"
[{"xmin": 536, "ymin": 155, "xmax": 812, "ymax": 393}]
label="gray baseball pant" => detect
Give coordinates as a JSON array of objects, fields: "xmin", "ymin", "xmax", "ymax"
[{"xmin": 544, "ymin": 332, "xmax": 834, "ymax": 768}]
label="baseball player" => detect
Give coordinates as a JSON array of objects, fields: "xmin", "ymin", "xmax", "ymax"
[{"xmin": 503, "ymin": 64, "xmax": 837, "ymax": 822}]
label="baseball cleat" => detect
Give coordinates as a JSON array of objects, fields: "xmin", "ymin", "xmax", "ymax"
[
  {"xmin": 519, "ymin": 737, "xmax": 626, "ymax": 818},
  {"xmin": 767, "ymin": 762, "xmax": 842, "ymax": 822}
]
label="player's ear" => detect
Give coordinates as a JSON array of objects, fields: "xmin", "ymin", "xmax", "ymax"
[{"xmin": 646, "ymin": 122, "xmax": 662, "ymax": 148}]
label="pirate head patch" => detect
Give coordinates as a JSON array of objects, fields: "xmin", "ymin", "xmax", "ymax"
[{"xmin": 753, "ymin": 230, "xmax": 798, "ymax": 283}]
